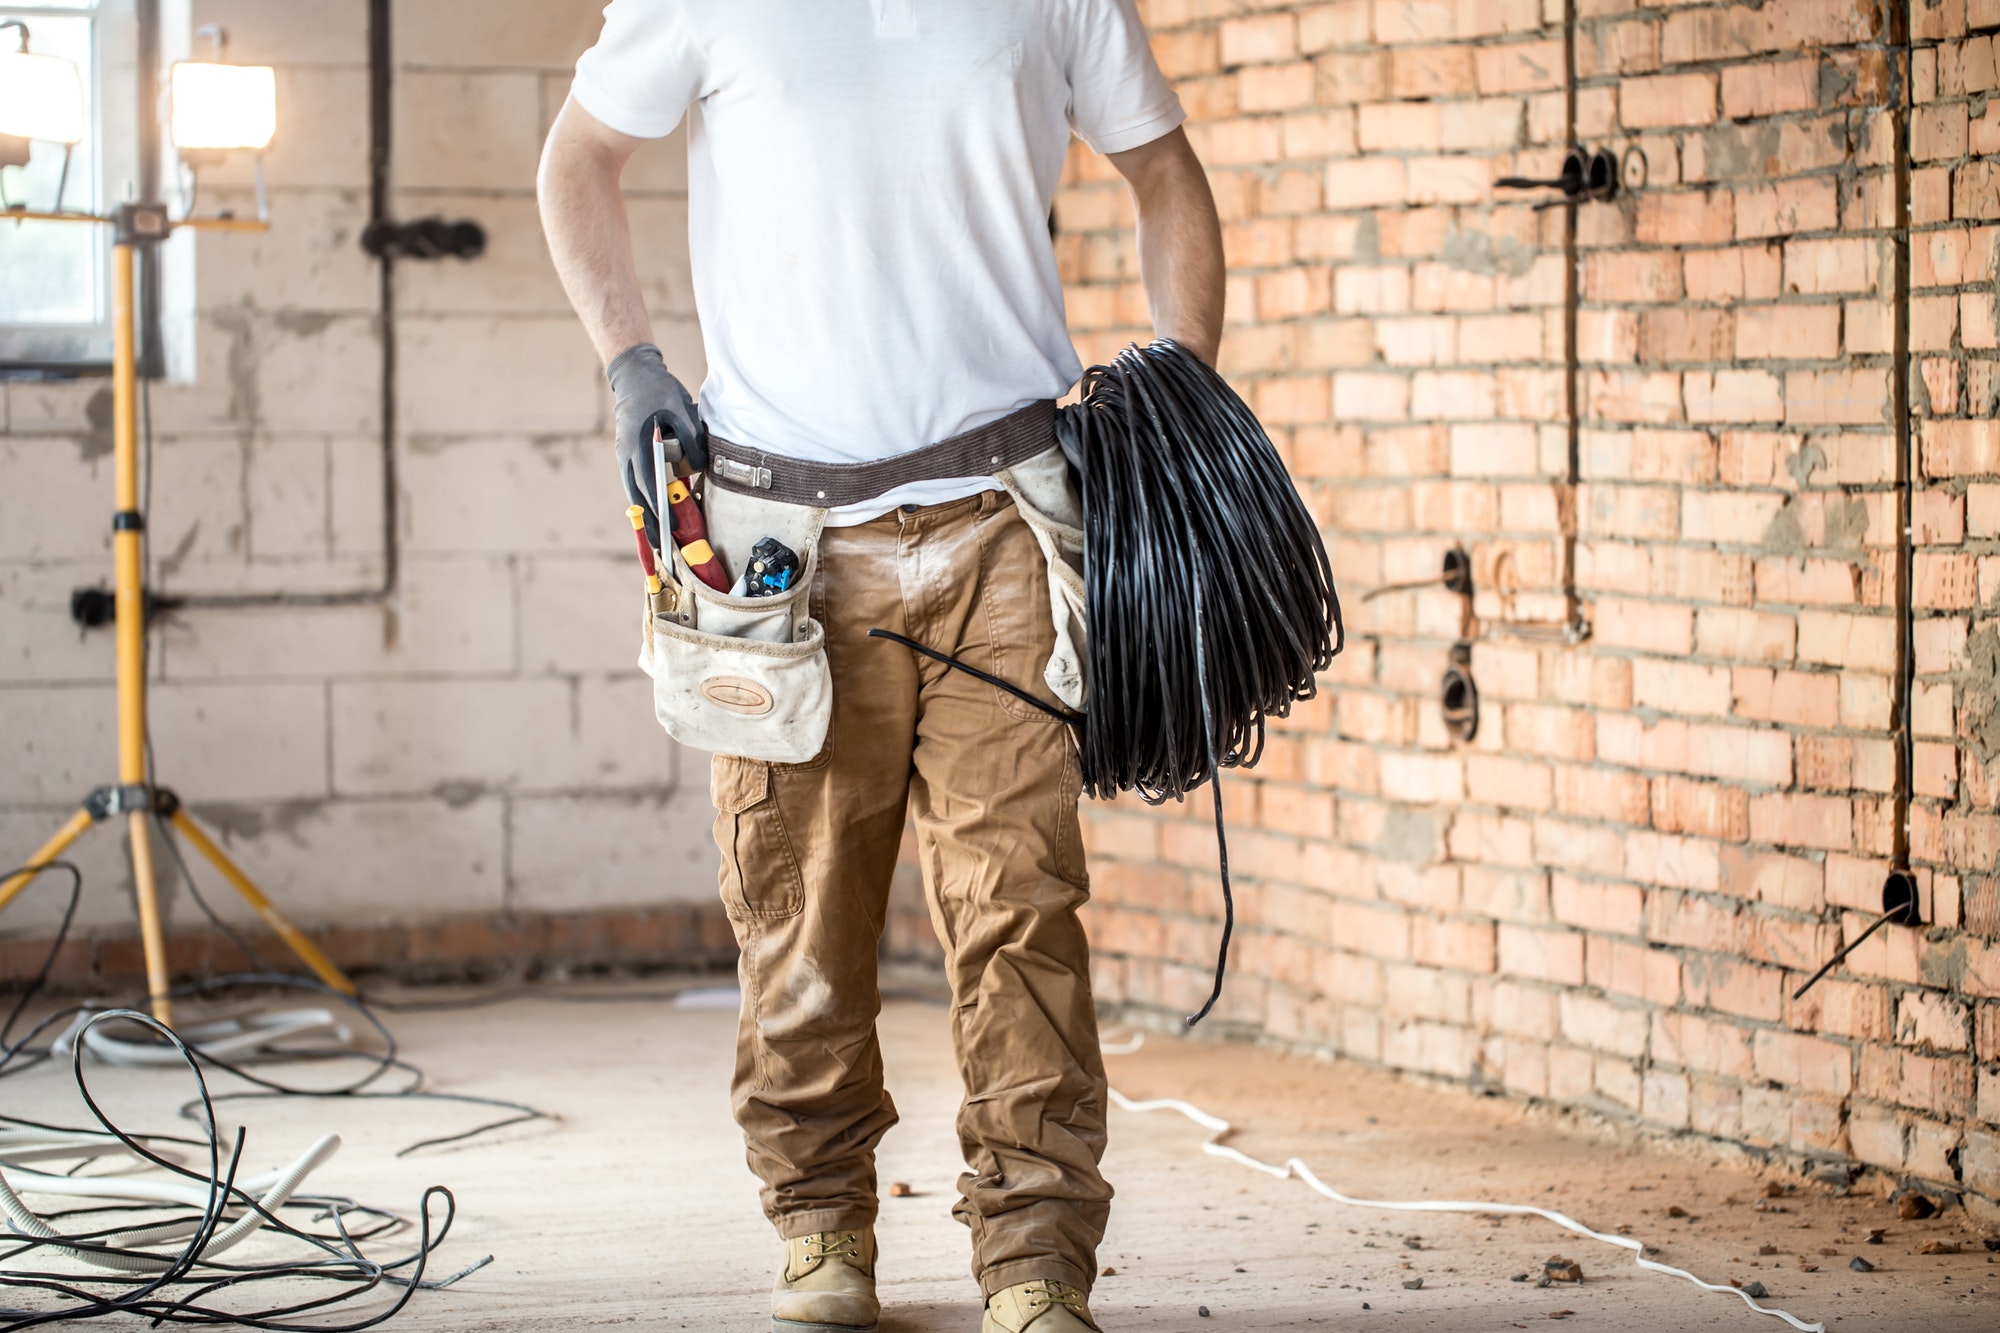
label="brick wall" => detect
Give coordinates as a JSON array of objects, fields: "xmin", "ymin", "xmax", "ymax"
[
  {"xmin": 1061, "ymin": 0, "xmax": 2000, "ymax": 1222},
  {"xmin": 0, "ymin": 0, "xmax": 724, "ymax": 980}
]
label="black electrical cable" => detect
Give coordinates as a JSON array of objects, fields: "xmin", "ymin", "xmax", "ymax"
[
  {"xmin": 875, "ymin": 340, "xmax": 1341, "ymax": 1026},
  {"xmin": 152, "ymin": 810, "xmax": 271, "ymax": 973},
  {"xmin": 0, "ymin": 1010, "xmax": 479, "ymax": 1332},
  {"xmin": 0, "ymin": 855, "xmax": 548, "ymax": 1157},
  {"xmin": 1061, "ymin": 341, "xmax": 1342, "ymax": 801},
  {"xmin": 867, "ymin": 629, "xmax": 1084, "ymax": 724},
  {"xmin": 0, "ymin": 868, "xmax": 515, "ymax": 1327},
  {"xmin": 0, "ymin": 863, "xmax": 83, "ymax": 1080},
  {"xmin": 1062, "ymin": 340, "xmax": 1341, "ymax": 1023}
]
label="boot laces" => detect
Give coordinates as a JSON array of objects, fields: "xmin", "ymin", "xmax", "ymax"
[
  {"xmin": 1025, "ymin": 1279, "xmax": 1086, "ymax": 1314},
  {"xmin": 803, "ymin": 1231, "xmax": 861, "ymax": 1262}
]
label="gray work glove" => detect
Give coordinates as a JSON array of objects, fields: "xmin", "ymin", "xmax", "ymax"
[{"xmin": 607, "ymin": 342, "xmax": 707, "ymax": 551}]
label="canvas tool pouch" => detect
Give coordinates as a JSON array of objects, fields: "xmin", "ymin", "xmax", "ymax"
[
  {"xmin": 638, "ymin": 399, "xmax": 1084, "ymax": 760},
  {"xmin": 637, "ymin": 454, "xmax": 832, "ymax": 765}
]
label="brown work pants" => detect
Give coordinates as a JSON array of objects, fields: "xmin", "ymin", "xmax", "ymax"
[{"xmin": 711, "ymin": 489, "xmax": 1109, "ymax": 1298}]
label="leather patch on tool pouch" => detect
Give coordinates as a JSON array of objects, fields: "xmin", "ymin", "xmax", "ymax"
[{"xmin": 701, "ymin": 676, "xmax": 776, "ymax": 716}]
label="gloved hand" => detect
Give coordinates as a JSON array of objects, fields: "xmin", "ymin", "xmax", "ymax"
[{"xmin": 607, "ymin": 342, "xmax": 708, "ymax": 550}]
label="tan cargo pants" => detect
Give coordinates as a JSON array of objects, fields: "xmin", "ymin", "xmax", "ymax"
[{"xmin": 710, "ymin": 489, "xmax": 1109, "ymax": 1299}]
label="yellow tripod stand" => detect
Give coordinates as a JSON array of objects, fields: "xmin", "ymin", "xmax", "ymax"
[{"xmin": 0, "ymin": 205, "xmax": 355, "ymax": 1025}]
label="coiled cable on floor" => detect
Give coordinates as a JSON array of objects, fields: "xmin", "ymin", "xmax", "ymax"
[{"xmin": 1060, "ymin": 340, "xmax": 1342, "ymax": 1024}]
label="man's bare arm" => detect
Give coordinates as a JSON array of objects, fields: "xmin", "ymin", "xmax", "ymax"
[
  {"xmin": 538, "ymin": 96, "xmax": 656, "ymax": 365},
  {"xmin": 1107, "ymin": 127, "xmax": 1225, "ymax": 366},
  {"xmin": 540, "ymin": 96, "xmax": 704, "ymax": 519}
]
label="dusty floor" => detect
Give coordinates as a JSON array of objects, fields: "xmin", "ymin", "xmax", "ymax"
[{"xmin": 4, "ymin": 984, "xmax": 1996, "ymax": 1331}]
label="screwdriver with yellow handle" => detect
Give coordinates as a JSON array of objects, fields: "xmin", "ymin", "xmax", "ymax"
[{"xmin": 626, "ymin": 504, "xmax": 663, "ymax": 595}]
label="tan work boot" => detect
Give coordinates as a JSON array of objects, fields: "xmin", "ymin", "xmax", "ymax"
[
  {"xmin": 981, "ymin": 1279, "xmax": 1101, "ymax": 1332},
  {"xmin": 771, "ymin": 1228, "xmax": 878, "ymax": 1333}
]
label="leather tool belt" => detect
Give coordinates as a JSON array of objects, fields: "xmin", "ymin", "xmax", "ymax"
[{"xmin": 704, "ymin": 399, "xmax": 1058, "ymax": 508}]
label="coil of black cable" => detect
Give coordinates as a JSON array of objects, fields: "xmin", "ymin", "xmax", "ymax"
[{"xmin": 1057, "ymin": 339, "xmax": 1344, "ymax": 1024}]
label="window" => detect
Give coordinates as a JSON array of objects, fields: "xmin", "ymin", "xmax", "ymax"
[{"xmin": 0, "ymin": 0, "xmax": 140, "ymax": 371}]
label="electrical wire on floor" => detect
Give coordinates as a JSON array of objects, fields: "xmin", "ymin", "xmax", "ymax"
[
  {"xmin": 1102, "ymin": 1032, "xmax": 1825, "ymax": 1333},
  {"xmin": 0, "ymin": 856, "xmax": 562, "ymax": 1328},
  {"xmin": 0, "ymin": 1008, "xmax": 481, "ymax": 1332},
  {"xmin": 0, "ymin": 863, "xmax": 84, "ymax": 1082},
  {"xmin": 0, "ymin": 851, "xmax": 551, "ymax": 1159}
]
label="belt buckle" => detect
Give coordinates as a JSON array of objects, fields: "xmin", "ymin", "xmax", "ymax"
[{"xmin": 714, "ymin": 456, "xmax": 772, "ymax": 490}]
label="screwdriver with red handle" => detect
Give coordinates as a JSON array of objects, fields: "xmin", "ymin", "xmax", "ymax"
[{"xmin": 665, "ymin": 477, "xmax": 729, "ymax": 591}]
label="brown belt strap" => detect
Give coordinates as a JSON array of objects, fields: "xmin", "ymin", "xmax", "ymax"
[{"xmin": 704, "ymin": 399, "xmax": 1057, "ymax": 508}]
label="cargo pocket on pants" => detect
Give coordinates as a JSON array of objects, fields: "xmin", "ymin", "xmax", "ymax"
[{"xmin": 712, "ymin": 756, "xmax": 805, "ymax": 921}]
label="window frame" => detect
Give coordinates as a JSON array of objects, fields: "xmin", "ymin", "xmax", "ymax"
[{"xmin": 0, "ymin": 0, "xmax": 144, "ymax": 377}]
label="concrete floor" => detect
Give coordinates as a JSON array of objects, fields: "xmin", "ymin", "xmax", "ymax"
[{"xmin": 5, "ymin": 985, "xmax": 1997, "ymax": 1331}]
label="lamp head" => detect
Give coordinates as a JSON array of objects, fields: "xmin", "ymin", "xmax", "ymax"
[
  {"xmin": 0, "ymin": 22, "xmax": 86, "ymax": 147},
  {"xmin": 170, "ymin": 58, "xmax": 276, "ymax": 154}
]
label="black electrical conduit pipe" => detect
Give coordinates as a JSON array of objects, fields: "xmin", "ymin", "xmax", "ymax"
[
  {"xmin": 157, "ymin": 0, "xmax": 401, "ymax": 611},
  {"xmin": 1887, "ymin": 3, "xmax": 1918, "ymax": 911},
  {"xmin": 1773, "ymin": 4, "xmax": 1923, "ymax": 997},
  {"xmin": 1478, "ymin": 2, "xmax": 1925, "ymax": 994}
]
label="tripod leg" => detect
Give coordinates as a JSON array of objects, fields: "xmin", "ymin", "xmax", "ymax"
[
  {"xmin": 167, "ymin": 811, "xmax": 357, "ymax": 997},
  {"xmin": 0, "ymin": 808, "xmax": 98, "ymax": 916},
  {"xmin": 127, "ymin": 812, "xmax": 175, "ymax": 1027}
]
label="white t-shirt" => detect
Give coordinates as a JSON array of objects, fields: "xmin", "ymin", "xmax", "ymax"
[{"xmin": 572, "ymin": 0, "xmax": 1183, "ymax": 523}]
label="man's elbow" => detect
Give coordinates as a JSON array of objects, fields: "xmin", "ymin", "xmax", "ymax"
[
  {"xmin": 539, "ymin": 100, "xmax": 633, "ymax": 205},
  {"xmin": 1115, "ymin": 127, "xmax": 1212, "ymax": 211}
]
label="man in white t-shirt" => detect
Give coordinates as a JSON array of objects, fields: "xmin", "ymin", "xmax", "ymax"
[{"xmin": 539, "ymin": 4, "xmax": 1221, "ymax": 1330}]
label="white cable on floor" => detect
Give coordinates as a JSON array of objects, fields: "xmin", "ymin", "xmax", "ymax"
[
  {"xmin": 74, "ymin": 1008, "xmax": 352, "ymax": 1065},
  {"xmin": 1104, "ymin": 1037, "xmax": 1825, "ymax": 1333},
  {"xmin": 0, "ymin": 1134, "xmax": 341, "ymax": 1271}
]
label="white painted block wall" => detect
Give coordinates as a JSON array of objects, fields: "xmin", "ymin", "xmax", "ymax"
[{"xmin": 0, "ymin": 0, "xmax": 719, "ymax": 944}]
